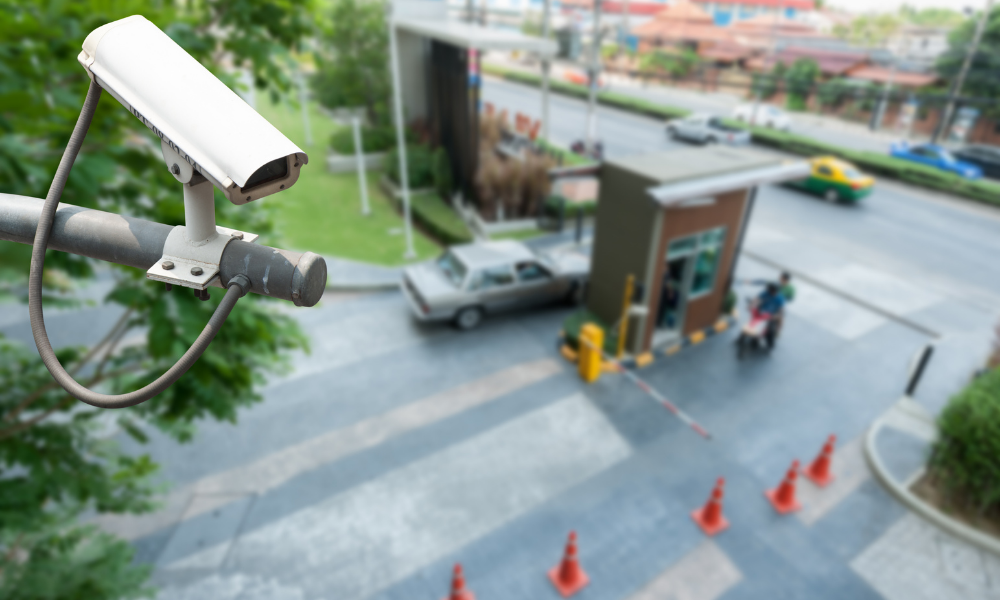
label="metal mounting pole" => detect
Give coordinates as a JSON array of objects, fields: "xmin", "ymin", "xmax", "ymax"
[{"xmin": 182, "ymin": 179, "xmax": 217, "ymax": 244}]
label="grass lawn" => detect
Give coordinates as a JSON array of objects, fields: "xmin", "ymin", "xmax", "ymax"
[
  {"xmin": 254, "ymin": 100, "xmax": 440, "ymax": 266},
  {"xmin": 489, "ymin": 228, "xmax": 547, "ymax": 241}
]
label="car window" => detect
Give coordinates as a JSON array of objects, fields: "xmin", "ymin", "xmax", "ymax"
[
  {"xmin": 435, "ymin": 251, "xmax": 467, "ymax": 287},
  {"xmin": 911, "ymin": 147, "xmax": 933, "ymax": 158},
  {"xmin": 479, "ymin": 266, "xmax": 515, "ymax": 290},
  {"xmin": 938, "ymin": 149, "xmax": 957, "ymax": 163},
  {"xmin": 816, "ymin": 165, "xmax": 833, "ymax": 177},
  {"xmin": 842, "ymin": 168, "xmax": 862, "ymax": 179},
  {"xmin": 516, "ymin": 261, "xmax": 550, "ymax": 282},
  {"xmin": 708, "ymin": 118, "xmax": 722, "ymax": 127}
]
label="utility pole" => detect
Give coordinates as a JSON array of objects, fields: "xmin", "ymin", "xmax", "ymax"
[
  {"xmin": 298, "ymin": 68, "xmax": 312, "ymax": 146},
  {"xmin": 621, "ymin": 0, "xmax": 630, "ymax": 55},
  {"xmin": 933, "ymin": 0, "xmax": 993, "ymax": 144},
  {"xmin": 585, "ymin": 0, "xmax": 603, "ymax": 151},
  {"xmin": 542, "ymin": 0, "xmax": 551, "ymax": 141},
  {"xmin": 871, "ymin": 35, "xmax": 906, "ymax": 132},
  {"xmin": 751, "ymin": 2, "xmax": 782, "ymax": 126}
]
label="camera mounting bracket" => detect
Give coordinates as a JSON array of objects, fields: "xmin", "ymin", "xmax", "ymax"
[{"xmin": 146, "ymin": 152, "xmax": 258, "ymax": 290}]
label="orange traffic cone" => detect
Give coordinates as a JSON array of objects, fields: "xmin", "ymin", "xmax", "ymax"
[
  {"xmin": 691, "ymin": 477, "xmax": 730, "ymax": 536},
  {"xmin": 441, "ymin": 563, "xmax": 475, "ymax": 600},
  {"xmin": 548, "ymin": 531, "xmax": 590, "ymax": 597},
  {"xmin": 765, "ymin": 460, "xmax": 803, "ymax": 514},
  {"xmin": 803, "ymin": 435, "xmax": 836, "ymax": 487}
]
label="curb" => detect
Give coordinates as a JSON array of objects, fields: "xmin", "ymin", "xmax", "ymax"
[{"xmin": 864, "ymin": 402, "xmax": 1000, "ymax": 558}]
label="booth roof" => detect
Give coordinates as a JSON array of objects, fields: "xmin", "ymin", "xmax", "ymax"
[
  {"xmin": 604, "ymin": 147, "xmax": 809, "ymax": 206},
  {"xmin": 395, "ymin": 18, "xmax": 558, "ymax": 56}
]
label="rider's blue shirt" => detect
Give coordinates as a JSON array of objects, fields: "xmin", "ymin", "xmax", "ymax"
[{"xmin": 758, "ymin": 291, "xmax": 785, "ymax": 315}]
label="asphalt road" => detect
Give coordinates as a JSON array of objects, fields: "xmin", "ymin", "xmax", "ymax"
[{"xmin": 483, "ymin": 77, "xmax": 1000, "ymax": 311}]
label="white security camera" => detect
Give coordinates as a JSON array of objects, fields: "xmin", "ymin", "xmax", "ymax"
[{"xmin": 77, "ymin": 15, "xmax": 308, "ymax": 205}]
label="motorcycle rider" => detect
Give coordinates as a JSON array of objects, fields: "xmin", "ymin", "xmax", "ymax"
[{"xmin": 756, "ymin": 283, "xmax": 785, "ymax": 348}]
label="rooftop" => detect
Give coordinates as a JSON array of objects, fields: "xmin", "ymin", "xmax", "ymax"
[
  {"xmin": 395, "ymin": 18, "xmax": 557, "ymax": 56},
  {"xmin": 604, "ymin": 146, "xmax": 809, "ymax": 205}
]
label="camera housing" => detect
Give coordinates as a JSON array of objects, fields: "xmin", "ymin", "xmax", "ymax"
[{"xmin": 77, "ymin": 15, "xmax": 308, "ymax": 205}]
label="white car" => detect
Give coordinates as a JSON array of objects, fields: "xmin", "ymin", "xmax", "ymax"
[{"xmin": 732, "ymin": 104, "xmax": 792, "ymax": 131}]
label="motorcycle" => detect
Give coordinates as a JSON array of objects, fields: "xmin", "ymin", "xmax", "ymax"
[{"xmin": 736, "ymin": 299, "xmax": 778, "ymax": 359}]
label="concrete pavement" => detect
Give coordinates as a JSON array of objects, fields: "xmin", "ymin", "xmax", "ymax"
[{"xmin": 77, "ymin": 210, "xmax": 994, "ymax": 599}]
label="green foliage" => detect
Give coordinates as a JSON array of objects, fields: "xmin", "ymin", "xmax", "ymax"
[
  {"xmin": 752, "ymin": 62, "xmax": 785, "ymax": 100},
  {"xmin": 936, "ymin": 6, "xmax": 1000, "ymax": 117},
  {"xmin": 817, "ymin": 78, "xmax": 854, "ymax": 108},
  {"xmin": 311, "ymin": 0, "xmax": 391, "ymax": 126},
  {"xmin": 783, "ymin": 58, "xmax": 819, "ymax": 110},
  {"xmin": 431, "ymin": 147, "xmax": 454, "ymax": 200},
  {"xmin": 0, "ymin": 1, "xmax": 314, "ymax": 597},
  {"xmin": 899, "ymin": 5, "xmax": 965, "ymax": 28},
  {"xmin": 406, "ymin": 193, "xmax": 471, "ymax": 245},
  {"xmin": 638, "ymin": 48, "xmax": 699, "ymax": 77},
  {"xmin": 930, "ymin": 367, "xmax": 1000, "ymax": 514},
  {"xmin": 385, "ymin": 143, "xmax": 434, "ymax": 188},
  {"xmin": 329, "ymin": 124, "xmax": 396, "ymax": 154},
  {"xmin": 833, "ymin": 12, "xmax": 902, "ymax": 46}
]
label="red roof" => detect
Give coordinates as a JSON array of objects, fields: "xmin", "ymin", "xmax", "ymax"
[
  {"xmin": 699, "ymin": 41, "xmax": 753, "ymax": 62},
  {"xmin": 847, "ymin": 66, "xmax": 938, "ymax": 88},
  {"xmin": 691, "ymin": 0, "xmax": 815, "ymax": 8},
  {"xmin": 600, "ymin": 1, "xmax": 673, "ymax": 15},
  {"xmin": 749, "ymin": 46, "xmax": 868, "ymax": 75}
]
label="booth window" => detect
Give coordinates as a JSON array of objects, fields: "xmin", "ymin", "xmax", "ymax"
[{"xmin": 690, "ymin": 227, "xmax": 726, "ymax": 297}]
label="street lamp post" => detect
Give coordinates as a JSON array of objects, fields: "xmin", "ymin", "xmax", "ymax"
[
  {"xmin": 542, "ymin": 0, "xmax": 551, "ymax": 141},
  {"xmin": 933, "ymin": 0, "xmax": 994, "ymax": 144},
  {"xmin": 387, "ymin": 4, "xmax": 417, "ymax": 259},
  {"xmin": 585, "ymin": 0, "xmax": 603, "ymax": 151}
]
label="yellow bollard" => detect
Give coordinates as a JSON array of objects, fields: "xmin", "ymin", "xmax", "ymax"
[{"xmin": 578, "ymin": 323, "xmax": 605, "ymax": 383}]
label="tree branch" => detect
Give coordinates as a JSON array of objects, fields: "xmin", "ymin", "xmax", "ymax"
[
  {"xmin": 0, "ymin": 365, "xmax": 141, "ymax": 441},
  {"xmin": 4, "ymin": 308, "xmax": 133, "ymax": 423}
]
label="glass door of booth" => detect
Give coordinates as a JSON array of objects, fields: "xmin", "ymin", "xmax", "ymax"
[{"xmin": 654, "ymin": 227, "xmax": 725, "ymax": 344}]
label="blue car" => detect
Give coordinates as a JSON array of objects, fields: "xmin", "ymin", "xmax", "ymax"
[{"xmin": 889, "ymin": 142, "xmax": 983, "ymax": 179}]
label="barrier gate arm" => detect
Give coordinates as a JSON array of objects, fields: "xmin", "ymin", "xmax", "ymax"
[{"xmin": 576, "ymin": 332, "xmax": 712, "ymax": 440}]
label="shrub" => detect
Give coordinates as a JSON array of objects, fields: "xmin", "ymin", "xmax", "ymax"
[
  {"xmin": 929, "ymin": 367, "xmax": 1000, "ymax": 514},
  {"xmin": 432, "ymin": 147, "xmax": 454, "ymax": 199},
  {"xmin": 385, "ymin": 143, "xmax": 434, "ymax": 188},
  {"xmin": 409, "ymin": 193, "xmax": 472, "ymax": 245},
  {"xmin": 329, "ymin": 124, "xmax": 396, "ymax": 154},
  {"xmin": 817, "ymin": 78, "xmax": 853, "ymax": 108},
  {"xmin": 562, "ymin": 309, "xmax": 618, "ymax": 354}
]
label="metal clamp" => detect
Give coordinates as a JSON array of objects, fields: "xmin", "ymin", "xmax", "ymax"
[{"xmin": 147, "ymin": 225, "xmax": 258, "ymax": 290}]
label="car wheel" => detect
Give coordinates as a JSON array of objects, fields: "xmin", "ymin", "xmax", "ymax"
[
  {"xmin": 823, "ymin": 188, "xmax": 840, "ymax": 203},
  {"xmin": 706, "ymin": 136, "xmax": 718, "ymax": 145},
  {"xmin": 666, "ymin": 126, "xmax": 676, "ymax": 138},
  {"xmin": 454, "ymin": 306, "xmax": 484, "ymax": 330}
]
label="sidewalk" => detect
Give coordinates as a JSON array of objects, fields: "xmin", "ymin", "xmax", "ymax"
[{"xmin": 323, "ymin": 256, "xmax": 402, "ymax": 292}]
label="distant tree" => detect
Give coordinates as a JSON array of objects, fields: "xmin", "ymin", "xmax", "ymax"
[
  {"xmin": 783, "ymin": 58, "xmax": 820, "ymax": 111},
  {"xmin": 816, "ymin": 78, "xmax": 853, "ymax": 109},
  {"xmin": 935, "ymin": 5, "xmax": 1000, "ymax": 117},
  {"xmin": 899, "ymin": 5, "xmax": 965, "ymax": 29},
  {"xmin": 833, "ymin": 13, "xmax": 902, "ymax": 47},
  {"xmin": 0, "ymin": 1, "xmax": 313, "ymax": 598},
  {"xmin": 311, "ymin": 0, "xmax": 391, "ymax": 127}
]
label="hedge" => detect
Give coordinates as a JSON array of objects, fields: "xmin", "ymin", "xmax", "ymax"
[
  {"xmin": 483, "ymin": 63, "xmax": 1000, "ymax": 208},
  {"xmin": 329, "ymin": 125, "xmax": 395, "ymax": 154},
  {"xmin": 929, "ymin": 367, "xmax": 1000, "ymax": 515},
  {"xmin": 407, "ymin": 192, "xmax": 473, "ymax": 246}
]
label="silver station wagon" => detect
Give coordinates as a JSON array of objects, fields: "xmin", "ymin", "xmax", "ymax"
[{"xmin": 401, "ymin": 240, "xmax": 590, "ymax": 330}]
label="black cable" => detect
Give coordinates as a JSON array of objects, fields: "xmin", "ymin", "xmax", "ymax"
[{"xmin": 28, "ymin": 80, "xmax": 251, "ymax": 409}]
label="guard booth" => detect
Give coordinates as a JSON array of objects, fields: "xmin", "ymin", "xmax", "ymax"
[
  {"xmin": 390, "ymin": 1, "xmax": 556, "ymax": 197},
  {"xmin": 586, "ymin": 146, "xmax": 808, "ymax": 356}
]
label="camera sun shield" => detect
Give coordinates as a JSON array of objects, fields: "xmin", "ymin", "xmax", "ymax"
[{"xmin": 78, "ymin": 15, "xmax": 308, "ymax": 205}]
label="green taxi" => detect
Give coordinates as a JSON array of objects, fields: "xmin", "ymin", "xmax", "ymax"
[{"xmin": 788, "ymin": 156, "xmax": 875, "ymax": 203}]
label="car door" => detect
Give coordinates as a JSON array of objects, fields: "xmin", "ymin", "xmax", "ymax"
[
  {"xmin": 473, "ymin": 265, "xmax": 520, "ymax": 313},
  {"xmin": 513, "ymin": 260, "xmax": 562, "ymax": 308}
]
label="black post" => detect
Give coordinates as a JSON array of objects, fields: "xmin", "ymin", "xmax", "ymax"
[
  {"xmin": 905, "ymin": 344, "xmax": 935, "ymax": 397},
  {"xmin": 558, "ymin": 196, "xmax": 566, "ymax": 232},
  {"xmin": 574, "ymin": 206, "xmax": 583, "ymax": 244}
]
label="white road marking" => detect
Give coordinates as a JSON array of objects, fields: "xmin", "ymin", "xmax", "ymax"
[
  {"xmin": 94, "ymin": 358, "xmax": 563, "ymax": 542},
  {"xmin": 628, "ymin": 540, "xmax": 742, "ymax": 600},
  {"xmin": 188, "ymin": 393, "xmax": 631, "ymax": 599}
]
